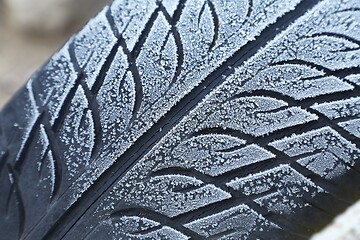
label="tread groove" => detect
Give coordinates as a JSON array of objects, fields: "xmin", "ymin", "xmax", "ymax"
[
  {"xmin": 40, "ymin": 1, "xmax": 328, "ymax": 239},
  {"xmin": 2, "ymin": 0, "xmax": 360, "ymax": 239},
  {"xmin": 7, "ymin": 165, "xmax": 26, "ymax": 239},
  {"xmin": 111, "ymin": 208, "xmax": 207, "ymax": 240}
]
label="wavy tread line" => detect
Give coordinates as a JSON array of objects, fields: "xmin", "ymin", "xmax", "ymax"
[
  {"xmin": 78, "ymin": 81, "xmax": 102, "ymax": 159},
  {"xmin": 42, "ymin": 123, "xmax": 62, "ymax": 200},
  {"xmin": 40, "ymin": 1, "xmax": 325, "ymax": 239},
  {"xmin": 157, "ymin": 2, "xmax": 185, "ymax": 95},
  {"xmin": 105, "ymin": 7, "xmax": 145, "ymax": 129},
  {"xmin": 273, "ymin": 60, "xmax": 360, "ymax": 79},
  {"xmin": 190, "ymin": 123, "xmax": 360, "ymax": 200},
  {"xmin": 9, "ymin": 0, "xmax": 360, "ymax": 238},
  {"xmin": 7, "ymin": 165, "xmax": 26, "ymax": 239},
  {"xmin": 111, "ymin": 208, "xmax": 206, "ymax": 240},
  {"xmin": 14, "ymin": 112, "xmax": 44, "ymax": 172}
]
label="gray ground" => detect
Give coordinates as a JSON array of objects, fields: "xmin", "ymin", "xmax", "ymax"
[
  {"xmin": 0, "ymin": 24, "xmax": 67, "ymax": 106},
  {"xmin": 0, "ymin": 1, "xmax": 108, "ymax": 106}
]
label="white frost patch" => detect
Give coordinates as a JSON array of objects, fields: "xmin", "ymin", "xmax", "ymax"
[
  {"xmin": 196, "ymin": 96, "xmax": 317, "ymax": 137},
  {"xmin": 8, "ymin": 173, "xmax": 14, "ymax": 184},
  {"xmin": 110, "ymin": 0, "xmax": 158, "ymax": 51},
  {"xmin": 28, "ymin": 43, "xmax": 78, "ymax": 126},
  {"xmin": 161, "ymin": 0, "xmax": 179, "ymax": 16},
  {"xmin": 156, "ymin": 134, "xmax": 274, "ymax": 176},
  {"xmin": 270, "ymin": 127, "xmax": 360, "ymax": 179},
  {"xmin": 339, "ymin": 119, "xmax": 360, "ymax": 139},
  {"xmin": 73, "ymin": 7, "xmax": 117, "ymax": 88},
  {"xmin": 59, "ymin": 86, "xmax": 95, "ymax": 183},
  {"xmin": 36, "ymin": 124, "xmax": 50, "ymax": 173},
  {"xmin": 244, "ymin": 64, "xmax": 353, "ymax": 100},
  {"xmin": 312, "ymin": 97, "xmax": 360, "ymax": 120},
  {"xmin": 184, "ymin": 204, "xmax": 278, "ymax": 239},
  {"xmin": 70, "ymin": 0, "xmax": 304, "ymax": 212},
  {"xmin": 136, "ymin": 12, "xmax": 177, "ymax": 115},
  {"xmin": 96, "ymin": 46, "xmax": 135, "ymax": 151},
  {"xmin": 26, "ymin": 78, "xmax": 40, "ymax": 117},
  {"xmin": 39, "ymin": 125, "xmax": 50, "ymax": 156},
  {"xmin": 68, "ymin": 1, "xmax": 360, "ymax": 233},
  {"xmin": 297, "ymin": 152, "xmax": 347, "ymax": 179},
  {"xmin": 227, "ymin": 165, "xmax": 323, "ymax": 214},
  {"xmin": 277, "ymin": 35, "xmax": 360, "ymax": 71},
  {"xmin": 47, "ymin": 150, "xmax": 56, "ymax": 199},
  {"xmin": 88, "ymin": 216, "xmax": 189, "ymax": 240},
  {"xmin": 113, "ymin": 174, "xmax": 231, "ymax": 218},
  {"xmin": 346, "ymin": 74, "xmax": 360, "ymax": 86}
]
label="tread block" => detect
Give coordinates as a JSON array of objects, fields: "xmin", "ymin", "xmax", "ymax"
[
  {"xmin": 270, "ymin": 127, "xmax": 360, "ymax": 179},
  {"xmin": 227, "ymin": 165, "xmax": 323, "ymax": 214},
  {"xmin": 184, "ymin": 204, "xmax": 278, "ymax": 239}
]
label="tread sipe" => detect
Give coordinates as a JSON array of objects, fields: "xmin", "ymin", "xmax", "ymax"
[{"xmin": 1, "ymin": 0, "xmax": 360, "ymax": 239}]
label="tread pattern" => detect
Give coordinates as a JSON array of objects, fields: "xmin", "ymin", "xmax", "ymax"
[
  {"xmin": 0, "ymin": 0, "xmax": 359, "ymax": 239},
  {"xmin": 87, "ymin": 216, "xmax": 189, "ymax": 240},
  {"xmin": 270, "ymin": 127, "xmax": 360, "ymax": 180},
  {"xmin": 183, "ymin": 204, "xmax": 278, "ymax": 239},
  {"xmin": 66, "ymin": 0, "xmax": 360, "ymax": 239}
]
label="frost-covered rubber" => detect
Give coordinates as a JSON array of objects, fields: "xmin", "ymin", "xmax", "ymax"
[{"xmin": 1, "ymin": 0, "xmax": 360, "ymax": 239}]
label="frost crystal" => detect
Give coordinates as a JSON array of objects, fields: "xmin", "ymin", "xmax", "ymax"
[
  {"xmin": 227, "ymin": 165, "xmax": 323, "ymax": 214},
  {"xmin": 270, "ymin": 127, "xmax": 360, "ymax": 179},
  {"xmin": 184, "ymin": 204, "xmax": 278, "ymax": 239}
]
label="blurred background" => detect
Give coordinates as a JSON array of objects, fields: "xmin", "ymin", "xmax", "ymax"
[
  {"xmin": 0, "ymin": 0, "xmax": 109, "ymax": 106},
  {"xmin": 1, "ymin": 0, "xmax": 360, "ymax": 239}
]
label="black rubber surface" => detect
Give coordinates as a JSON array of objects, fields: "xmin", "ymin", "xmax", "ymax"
[{"xmin": 1, "ymin": 0, "xmax": 360, "ymax": 239}]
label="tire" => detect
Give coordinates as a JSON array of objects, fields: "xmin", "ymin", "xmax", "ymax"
[{"xmin": 1, "ymin": 0, "xmax": 360, "ymax": 239}]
